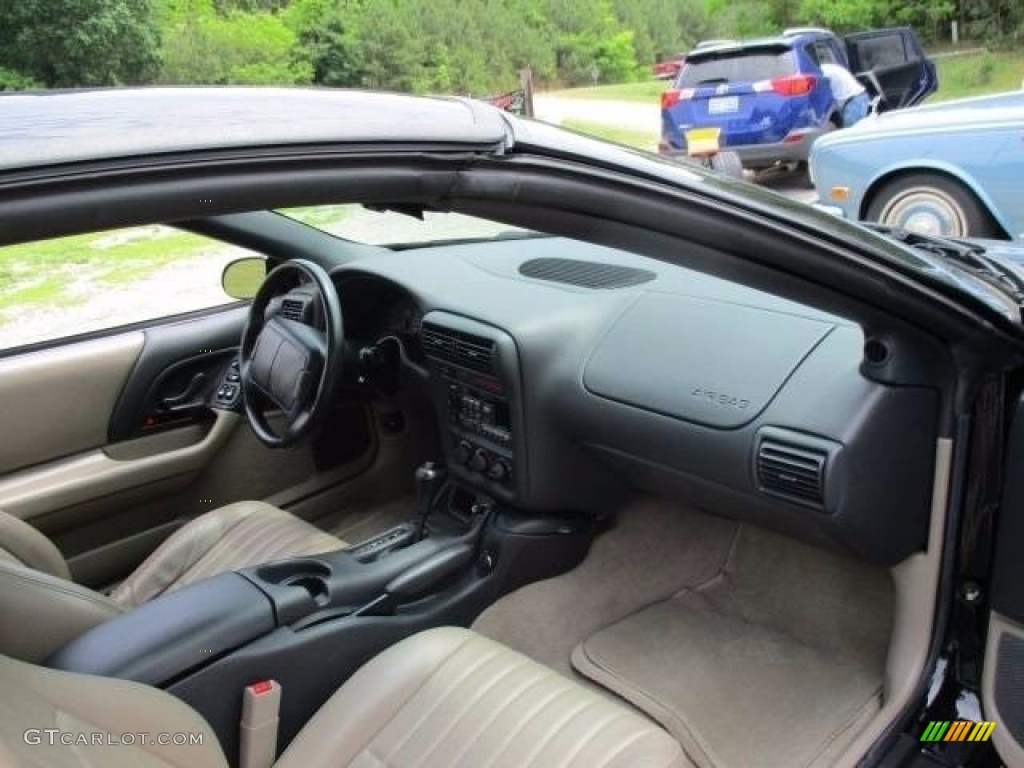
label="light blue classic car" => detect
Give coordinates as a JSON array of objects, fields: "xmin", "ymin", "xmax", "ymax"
[{"xmin": 810, "ymin": 90, "xmax": 1024, "ymax": 240}]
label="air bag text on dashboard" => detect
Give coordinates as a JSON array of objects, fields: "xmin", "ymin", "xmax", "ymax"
[{"xmin": 691, "ymin": 387, "xmax": 750, "ymax": 410}]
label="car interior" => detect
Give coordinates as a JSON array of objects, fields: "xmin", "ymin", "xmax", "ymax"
[{"xmin": 0, "ymin": 153, "xmax": 1006, "ymax": 768}]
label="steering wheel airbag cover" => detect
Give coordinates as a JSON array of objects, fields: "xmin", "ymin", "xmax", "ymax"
[
  {"xmin": 249, "ymin": 321, "xmax": 318, "ymax": 416},
  {"xmin": 240, "ymin": 259, "xmax": 343, "ymax": 448}
]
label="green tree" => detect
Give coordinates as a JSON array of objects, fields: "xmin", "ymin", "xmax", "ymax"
[
  {"xmin": 0, "ymin": 66, "xmax": 42, "ymax": 91},
  {"xmin": 286, "ymin": 0, "xmax": 366, "ymax": 86},
  {"xmin": 158, "ymin": 2, "xmax": 312, "ymax": 84},
  {"xmin": 0, "ymin": 0, "xmax": 160, "ymax": 86}
]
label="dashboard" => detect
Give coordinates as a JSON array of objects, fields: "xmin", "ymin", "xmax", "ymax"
[
  {"xmin": 336, "ymin": 274, "xmax": 424, "ymax": 346},
  {"xmin": 325, "ymin": 236, "xmax": 938, "ymax": 567}
]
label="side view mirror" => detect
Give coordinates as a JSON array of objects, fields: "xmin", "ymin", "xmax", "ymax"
[{"xmin": 221, "ymin": 257, "xmax": 266, "ymax": 300}]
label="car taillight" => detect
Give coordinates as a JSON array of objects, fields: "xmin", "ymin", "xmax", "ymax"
[
  {"xmin": 660, "ymin": 89, "xmax": 694, "ymax": 108},
  {"xmin": 770, "ymin": 74, "xmax": 816, "ymax": 96}
]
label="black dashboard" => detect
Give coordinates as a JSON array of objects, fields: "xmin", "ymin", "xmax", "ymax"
[{"xmin": 328, "ymin": 236, "xmax": 938, "ymax": 566}]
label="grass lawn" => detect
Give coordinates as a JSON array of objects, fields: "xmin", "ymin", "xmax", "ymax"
[
  {"xmin": 561, "ymin": 118, "xmax": 658, "ymax": 151},
  {"xmin": 0, "ymin": 205, "xmax": 356, "ymax": 318},
  {"xmin": 0, "ymin": 227, "xmax": 216, "ymax": 313},
  {"xmin": 279, "ymin": 204, "xmax": 354, "ymax": 228},
  {"xmin": 934, "ymin": 49, "xmax": 1024, "ymax": 102},
  {"xmin": 546, "ymin": 80, "xmax": 669, "ymax": 102}
]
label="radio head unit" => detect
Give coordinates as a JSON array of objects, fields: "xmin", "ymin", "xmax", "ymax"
[{"xmin": 420, "ymin": 312, "xmax": 524, "ymax": 500}]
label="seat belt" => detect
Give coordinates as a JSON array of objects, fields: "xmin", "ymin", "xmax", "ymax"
[{"xmin": 239, "ymin": 679, "xmax": 281, "ymax": 768}]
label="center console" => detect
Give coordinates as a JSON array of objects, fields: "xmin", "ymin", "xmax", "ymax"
[
  {"xmin": 47, "ymin": 483, "xmax": 593, "ymax": 764},
  {"xmin": 420, "ymin": 311, "xmax": 526, "ymax": 502}
]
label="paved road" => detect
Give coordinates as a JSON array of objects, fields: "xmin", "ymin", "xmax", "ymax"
[
  {"xmin": 534, "ymin": 94, "xmax": 817, "ymax": 205},
  {"xmin": 534, "ymin": 95, "xmax": 660, "ymax": 134},
  {"xmin": 750, "ymin": 168, "xmax": 818, "ymax": 205}
]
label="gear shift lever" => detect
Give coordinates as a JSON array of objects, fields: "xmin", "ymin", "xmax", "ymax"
[{"xmin": 411, "ymin": 461, "xmax": 446, "ymax": 540}]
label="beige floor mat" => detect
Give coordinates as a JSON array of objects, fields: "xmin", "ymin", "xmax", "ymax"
[
  {"xmin": 571, "ymin": 525, "xmax": 893, "ymax": 768},
  {"xmin": 473, "ymin": 497, "xmax": 739, "ymax": 678}
]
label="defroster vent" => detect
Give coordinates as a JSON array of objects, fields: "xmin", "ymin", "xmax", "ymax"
[
  {"xmin": 519, "ymin": 258, "xmax": 656, "ymax": 289},
  {"xmin": 756, "ymin": 432, "xmax": 829, "ymax": 509},
  {"xmin": 421, "ymin": 323, "xmax": 496, "ymax": 374}
]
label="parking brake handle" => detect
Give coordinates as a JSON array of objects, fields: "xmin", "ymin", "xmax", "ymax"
[{"xmin": 354, "ymin": 542, "xmax": 475, "ymax": 616}]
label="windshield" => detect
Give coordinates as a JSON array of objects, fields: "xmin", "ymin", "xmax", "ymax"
[
  {"xmin": 679, "ymin": 49, "xmax": 795, "ymax": 86},
  {"xmin": 278, "ymin": 206, "xmax": 533, "ymax": 247}
]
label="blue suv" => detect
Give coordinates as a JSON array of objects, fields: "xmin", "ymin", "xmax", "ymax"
[{"xmin": 659, "ymin": 27, "xmax": 937, "ymax": 171}]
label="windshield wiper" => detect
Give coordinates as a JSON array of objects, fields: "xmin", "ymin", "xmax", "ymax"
[
  {"xmin": 696, "ymin": 78, "xmax": 729, "ymax": 85},
  {"xmin": 868, "ymin": 224, "xmax": 1024, "ymax": 305}
]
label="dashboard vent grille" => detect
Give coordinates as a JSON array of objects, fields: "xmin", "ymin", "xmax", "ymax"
[
  {"xmin": 756, "ymin": 438, "xmax": 827, "ymax": 508},
  {"xmin": 421, "ymin": 323, "xmax": 495, "ymax": 373},
  {"xmin": 280, "ymin": 298, "xmax": 306, "ymax": 322},
  {"xmin": 519, "ymin": 258, "xmax": 656, "ymax": 289}
]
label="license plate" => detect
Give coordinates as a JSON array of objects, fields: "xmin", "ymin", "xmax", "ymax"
[
  {"xmin": 708, "ymin": 96, "xmax": 739, "ymax": 114},
  {"xmin": 684, "ymin": 127, "xmax": 721, "ymax": 157}
]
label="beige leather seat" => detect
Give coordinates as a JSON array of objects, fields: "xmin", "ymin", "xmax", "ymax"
[
  {"xmin": 0, "ymin": 502, "xmax": 345, "ymax": 661},
  {"xmin": 0, "ymin": 627, "xmax": 688, "ymax": 768}
]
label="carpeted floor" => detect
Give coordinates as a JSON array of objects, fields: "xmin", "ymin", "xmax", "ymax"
[
  {"xmin": 474, "ymin": 498, "xmax": 738, "ymax": 677},
  {"xmin": 473, "ymin": 497, "xmax": 894, "ymax": 768}
]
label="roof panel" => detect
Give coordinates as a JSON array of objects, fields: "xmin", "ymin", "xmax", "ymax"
[{"xmin": 0, "ymin": 87, "xmax": 510, "ymax": 171}]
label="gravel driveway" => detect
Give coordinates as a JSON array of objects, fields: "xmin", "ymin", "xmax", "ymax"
[{"xmin": 0, "ymin": 246, "xmax": 239, "ymax": 350}]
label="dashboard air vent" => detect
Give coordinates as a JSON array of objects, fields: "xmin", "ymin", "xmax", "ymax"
[
  {"xmin": 280, "ymin": 298, "xmax": 306, "ymax": 322},
  {"xmin": 519, "ymin": 258, "xmax": 656, "ymax": 289},
  {"xmin": 421, "ymin": 323, "xmax": 495, "ymax": 373},
  {"xmin": 756, "ymin": 436, "xmax": 827, "ymax": 508}
]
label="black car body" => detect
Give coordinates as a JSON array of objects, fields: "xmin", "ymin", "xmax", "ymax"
[{"xmin": 0, "ymin": 88, "xmax": 1021, "ymax": 768}]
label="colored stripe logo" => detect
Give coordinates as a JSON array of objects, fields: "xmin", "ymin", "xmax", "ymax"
[{"xmin": 921, "ymin": 720, "xmax": 996, "ymax": 742}]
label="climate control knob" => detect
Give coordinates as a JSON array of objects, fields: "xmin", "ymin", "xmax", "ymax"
[
  {"xmin": 468, "ymin": 448, "xmax": 490, "ymax": 473},
  {"xmin": 486, "ymin": 460, "xmax": 510, "ymax": 482},
  {"xmin": 454, "ymin": 440, "xmax": 473, "ymax": 464}
]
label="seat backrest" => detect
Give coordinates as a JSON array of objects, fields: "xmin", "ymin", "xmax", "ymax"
[
  {"xmin": 0, "ymin": 509, "xmax": 69, "ymax": 579},
  {"xmin": 0, "ymin": 561, "xmax": 122, "ymax": 662},
  {"xmin": 0, "ymin": 651, "xmax": 226, "ymax": 768},
  {"xmin": 0, "ymin": 510, "xmax": 120, "ymax": 662}
]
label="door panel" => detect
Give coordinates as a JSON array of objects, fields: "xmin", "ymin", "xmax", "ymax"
[
  {"xmin": 982, "ymin": 392, "xmax": 1024, "ymax": 763},
  {"xmin": 0, "ymin": 302, "xmax": 378, "ymax": 588},
  {"xmin": 982, "ymin": 613, "xmax": 1024, "ymax": 764},
  {"xmin": 0, "ymin": 333, "xmax": 144, "ymax": 474},
  {"xmin": 108, "ymin": 306, "xmax": 248, "ymax": 442},
  {"xmin": 843, "ymin": 29, "xmax": 936, "ymax": 110},
  {"xmin": 0, "ymin": 411, "xmax": 240, "ymax": 520},
  {"xmin": 0, "ymin": 307, "xmax": 244, "ymax": 582}
]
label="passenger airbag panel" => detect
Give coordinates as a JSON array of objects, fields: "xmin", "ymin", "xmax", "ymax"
[{"xmin": 583, "ymin": 294, "xmax": 834, "ymax": 428}]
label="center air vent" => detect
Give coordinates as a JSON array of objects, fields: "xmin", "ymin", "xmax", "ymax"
[
  {"xmin": 279, "ymin": 298, "xmax": 307, "ymax": 322},
  {"xmin": 519, "ymin": 258, "xmax": 656, "ymax": 289},
  {"xmin": 756, "ymin": 430, "xmax": 831, "ymax": 509},
  {"xmin": 421, "ymin": 323, "xmax": 495, "ymax": 373}
]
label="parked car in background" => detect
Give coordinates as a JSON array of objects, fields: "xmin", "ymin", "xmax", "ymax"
[
  {"xmin": 652, "ymin": 52, "xmax": 686, "ymax": 80},
  {"xmin": 658, "ymin": 27, "xmax": 937, "ymax": 172},
  {"xmin": 811, "ymin": 91, "xmax": 1024, "ymax": 240}
]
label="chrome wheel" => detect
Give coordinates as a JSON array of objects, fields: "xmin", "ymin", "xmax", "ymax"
[
  {"xmin": 877, "ymin": 185, "xmax": 969, "ymax": 237},
  {"xmin": 867, "ymin": 173, "xmax": 996, "ymax": 239}
]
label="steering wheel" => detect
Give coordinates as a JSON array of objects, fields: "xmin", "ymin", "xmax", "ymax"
[{"xmin": 239, "ymin": 259, "xmax": 343, "ymax": 448}]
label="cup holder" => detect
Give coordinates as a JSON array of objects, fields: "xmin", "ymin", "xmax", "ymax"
[{"xmin": 256, "ymin": 559, "xmax": 331, "ymax": 606}]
